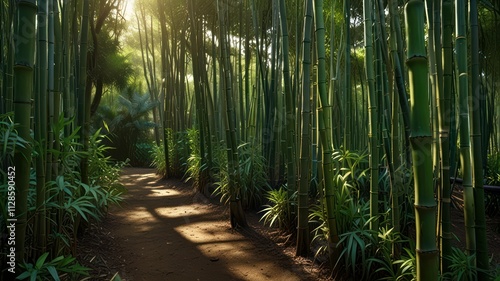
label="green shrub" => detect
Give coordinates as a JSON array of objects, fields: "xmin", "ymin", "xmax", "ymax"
[
  {"xmin": 486, "ymin": 151, "xmax": 500, "ymax": 186},
  {"xmin": 213, "ymin": 141, "xmax": 270, "ymax": 209},
  {"xmin": 259, "ymin": 185, "xmax": 296, "ymax": 231},
  {"xmin": 151, "ymin": 143, "xmax": 167, "ymax": 176},
  {"xmin": 17, "ymin": 252, "xmax": 90, "ymax": 281}
]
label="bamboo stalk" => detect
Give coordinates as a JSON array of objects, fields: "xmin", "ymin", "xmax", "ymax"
[
  {"xmin": 296, "ymin": 0, "xmax": 313, "ymax": 257},
  {"xmin": 313, "ymin": 0, "xmax": 340, "ymax": 262},
  {"xmin": 363, "ymin": 0, "xmax": 380, "ymax": 234},
  {"xmin": 13, "ymin": 0, "xmax": 37, "ymax": 263},
  {"xmin": 470, "ymin": 0, "xmax": 489, "ymax": 277},
  {"xmin": 404, "ymin": 1, "xmax": 439, "ymax": 279}
]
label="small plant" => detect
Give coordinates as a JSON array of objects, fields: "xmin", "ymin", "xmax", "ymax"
[
  {"xmin": 17, "ymin": 252, "xmax": 90, "ymax": 281},
  {"xmin": 486, "ymin": 151, "xmax": 500, "ymax": 186},
  {"xmin": 88, "ymin": 128, "xmax": 129, "ymax": 194},
  {"xmin": 213, "ymin": 141, "xmax": 269, "ymax": 209},
  {"xmin": 259, "ymin": 185, "xmax": 296, "ymax": 231},
  {"xmin": 185, "ymin": 128, "xmax": 207, "ymax": 190},
  {"xmin": 0, "ymin": 112, "xmax": 27, "ymax": 163},
  {"xmin": 151, "ymin": 143, "xmax": 167, "ymax": 176},
  {"xmin": 237, "ymin": 142, "xmax": 270, "ymax": 208},
  {"xmin": 368, "ymin": 227, "xmax": 414, "ymax": 281},
  {"xmin": 443, "ymin": 247, "xmax": 479, "ymax": 281},
  {"xmin": 336, "ymin": 216, "xmax": 377, "ymax": 280}
]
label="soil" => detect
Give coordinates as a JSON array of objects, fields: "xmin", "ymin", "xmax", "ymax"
[{"xmin": 78, "ymin": 168, "xmax": 330, "ymax": 281}]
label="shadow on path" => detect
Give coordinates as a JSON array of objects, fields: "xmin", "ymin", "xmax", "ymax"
[{"xmin": 108, "ymin": 168, "xmax": 321, "ymax": 281}]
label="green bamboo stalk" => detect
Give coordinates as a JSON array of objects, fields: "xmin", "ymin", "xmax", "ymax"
[
  {"xmin": 375, "ymin": 0, "xmax": 395, "ymax": 218},
  {"xmin": 157, "ymin": 0, "xmax": 171, "ymax": 178},
  {"xmin": 343, "ymin": 0, "xmax": 351, "ymax": 150},
  {"xmin": 438, "ymin": 0, "xmax": 454, "ymax": 274},
  {"xmin": 456, "ymin": 0, "xmax": 476, "ymax": 257},
  {"xmin": 296, "ymin": 0, "xmax": 313, "ymax": 257},
  {"xmin": 363, "ymin": 0, "xmax": 380, "ymax": 234},
  {"xmin": 51, "ymin": 0, "xmax": 61, "ymax": 166},
  {"xmin": 404, "ymin": 1, "xmax": 439, "ymax": 280},
  {"xmin": 313, "ymin": 0, "xmax": 340, "ymax": 262},
  {"xmin": 13, "ymin": 0, "xmax": 37, "ymax": 263},
  {"xmin": 278, "ymin": 0, "xmax": 297, "ymax": 216},
  {"xmin": 35, "ymin": 0, "xmax": 48, "ymax": 256},
  {"xmin": 389, "ymin": 0, "xmax": 402, "ymax": 259},
  {"xmin": 426, "ymin": 0, "xmax": 441, "ymax": 198},
  {"xmin": 388, "ymin": 0, "xmax": 411, "ymax": 167},
  {"xmin": 6, "ymin": 1, "xmax": 15, "ymax": 115},
  {"xmin": 470, "ymin": 0, "xmax": 489, "ymax": 278},
  {"xmin": 78, "ymin": 0, "xmax": 90, "ymax": 185}
]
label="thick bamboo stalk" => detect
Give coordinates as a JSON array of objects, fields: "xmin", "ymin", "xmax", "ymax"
[
  {"xmin": 470, "ymin": 0, "xmax": 489, "ymax": 278},
  {"xmin": 13, "ymin": 0, "xmax": 37, "ymax": 263},
  {"xmin": 35, "ymin": 0, "xmax": 48, "ymax": 256},
  {"xmin": 456, "ymin": 0, "xmax": 476, "ymax": 257},
  {"xmin": 404, "ymin": 1, "xmax": 439, "ymax": 280}
]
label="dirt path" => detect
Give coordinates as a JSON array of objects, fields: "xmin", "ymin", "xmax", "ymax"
[{"xmin": 98, "ymin": 168, "xmax": 323, "ymax": 281}]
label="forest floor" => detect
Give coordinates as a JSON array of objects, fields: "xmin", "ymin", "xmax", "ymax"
[{"xmin": 77, "ymin": 168, "xmax": 331, "ymax": 281}]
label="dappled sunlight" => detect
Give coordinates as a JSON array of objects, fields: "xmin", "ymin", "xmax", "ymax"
[
  {"xmin": 154, "ymin": 204, "xmax": 206, "ymax": 218},
  {"xmin": 174, "ymin": 221, "xmax": 243, "ymax": 244},
  {"xmin": 120, "ymin": 173, "xmax": 158, "ymax": 185}
]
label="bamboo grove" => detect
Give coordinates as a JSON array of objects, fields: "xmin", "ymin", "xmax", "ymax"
[
  {"xmin": 1, "ymin": 0, "xmax": 132, "ymax": 280},
  {"xmin": 2, "ymin": 0, "xmax": 500, "ymax": 280}
]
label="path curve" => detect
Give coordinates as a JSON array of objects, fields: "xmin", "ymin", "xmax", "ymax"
[{"xmin": 108, "ymin": 168, "xmax": 320, "ymax": 281}]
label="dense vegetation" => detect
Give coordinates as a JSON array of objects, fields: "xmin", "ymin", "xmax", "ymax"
[{"xmin": 2, "ymin": 0, "xmax": 500, "ymax": 280}]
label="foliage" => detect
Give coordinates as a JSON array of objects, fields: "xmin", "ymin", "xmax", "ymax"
[
  {"xmin": 94, "ymin": 87, "xmax": 158, "ymax": 166},
  {"xmin": 185, "ymin": 128, "xmax": 204, "ymax": 185},
  {"xmin": 166, "ymin": 129, "xmax": 189, "ymax": 178},
  {"xmin": 442, "ymin": 247, "xmax": 478, "ymax": 281},
  {"xmin": 0, "ymin": 113, "xmax": 27, "ymax": 164},
  {"xmin": 134, "ymin": 142, "xmax": 154, "ymax": 167},
  {"xmin": 213, "ymin": 141, "xmax": 270, "ymax": 209},
  {"xmin": 368, "ymin": 227, "xmax": 415, "ymax": 281},
  {"xmin": 88, "ymin": 128, "xmax": 129, "ymax": 195},
  {"xmin": 335, "ymin": 203, "xmax": 376, "ymax": 280},
  {"xmin": 151, "ymin": 143, "xmax": 167, "ymax": 176},
  {"xmin": 151, "ymin": 129, "xmax": 189, "ymax": 178},
  {"xmin": 259, "ymin": 185, "xmax": 296, "ymax": 231},
  {"xmin": 236, "ymin": 142, "xmax": 270, "ymax": 208},
  {"xmin": 6, "ymin": 117, "xmax": 126, "ymax": 256},
  {"xmin": 17, "ymin": 253, "xmax": 90, "ymax": 281},
  {"xmin": 486, "ymin": 151, "xmax": 500, "ymax": 186}
]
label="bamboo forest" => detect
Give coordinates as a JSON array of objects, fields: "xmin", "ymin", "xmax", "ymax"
[{"xmin": 2, "ymin": 0, "xmax": 500, "ymax": 280}]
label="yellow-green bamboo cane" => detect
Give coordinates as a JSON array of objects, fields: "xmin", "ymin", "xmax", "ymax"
[
  {"xmin": 404, "ymin": 1, "xmax": 438, "ymax": 280},
  {"xmin": 13, "ymin": 0, "xmax": 37, "ymax": 263}
]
